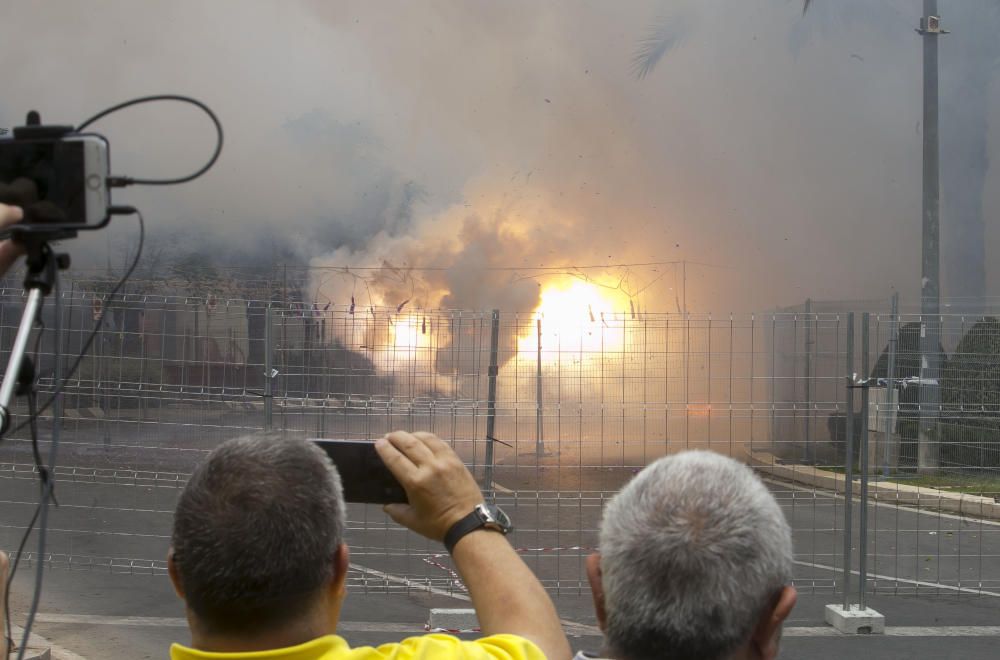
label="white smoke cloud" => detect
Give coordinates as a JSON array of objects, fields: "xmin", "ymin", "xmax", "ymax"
[{"xmin": 0, "ymin": 0, "xmax": 996, "ymax": 314}]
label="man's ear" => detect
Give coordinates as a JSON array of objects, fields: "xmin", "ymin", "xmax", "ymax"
[
  {"xmin": 331, "ymin": 543, "xmax": 350, "ymax": 595},
  {"xmin": 751, "ymin": 586, "xmax": 797, "ymax": 660},
  {"xmin": 325, "ymin": 544, "xmax": 351, "ymax": 633},
  {"xmin": 166, "ymin": 548, "xmax": 185, "ymax": 600},
  {"xmin": 585, "ymin": 552, "xmax": 608, "ymax": 632}
]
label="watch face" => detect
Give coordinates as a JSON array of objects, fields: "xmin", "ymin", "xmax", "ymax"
[{"xmin": 481, "ymin": 504, "xmax": 513, "ymax": 534}]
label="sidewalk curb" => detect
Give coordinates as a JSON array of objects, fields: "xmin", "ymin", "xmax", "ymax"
[
  {"xmin": 11, "ymin": 624, "xmax": 87, "ymax": 660},
  {"xmin": 749, "ymin": 452, "xmax": 1000, "ymax": 521}
]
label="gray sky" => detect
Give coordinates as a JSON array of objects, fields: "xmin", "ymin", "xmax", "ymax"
[{"xmin": 1, "ymin": 0, "xmax": 996, "ymax": 313}]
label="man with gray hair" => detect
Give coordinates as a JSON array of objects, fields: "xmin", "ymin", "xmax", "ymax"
[
  {"xmin": 167, "ymin": 431, "xmax": 570, "ymax": 659},
  {"xmin": 581, "ymin": 450, "xmax": 797, "ymax": 660}
]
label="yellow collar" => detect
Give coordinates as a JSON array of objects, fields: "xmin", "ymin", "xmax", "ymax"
[{"xmin": 170, "ymin": 635, "xmax": 349, "ymax": 659}]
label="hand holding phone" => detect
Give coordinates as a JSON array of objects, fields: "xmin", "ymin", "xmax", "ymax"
[{"xmin": 374, "ymin": 431, "xmax": 485, "ymax": 542}]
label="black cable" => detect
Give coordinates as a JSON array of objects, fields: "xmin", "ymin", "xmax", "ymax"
[
  {"xmin": 2, "ymin": 210, "xmax": 140, "ymax": 658},
  {"xmin": 14, "ymin": 262, "xmax": 68, "ymax": 660},
  {"xmin": 17, "ymin": 394, "xmax": 54, "ymax": 660},
  {"xmin": 4, "ymin": 497, "xmax": 41, "ymax": 657},
  {"xmin": 8, "ymin": 208, "xmax": 143, "ymax": 438},
  {"xmin": 3, "ymin": 316, "xmax": 45, "ymax": 657},
  {"xmin": 26, "ymin": 324, "xmax": 46, "ymax": 481},
  {"xmin": 75, "ymin": 95, "xmax": 223, "ymax": 187}
]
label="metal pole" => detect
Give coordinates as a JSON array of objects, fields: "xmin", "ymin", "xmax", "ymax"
[
  {"xmin": 484, "ymin": 309, "xmax": 500, "ymax": 499},
  {"xmin": 682, "ymin": 260, "xmax": 687, "ymax": 316},
  {"xmin": 859, "ymin": 312, "xmax": 871, "ymax": 608},
  {"xmin": 264, "ymin": 304, "xmax": 273, "ymax": 431},
  {"xmin": 536, "ymin": 316, "xmax": 544, "ymax": 459},
  {"xmin": 883, "ymin": 293, "xmax": 899, "ymax": 477},
  {"xmin": 804, "ymin": 299, "xmax": 813, "ymax": 463},
  {"xmin": 918, "ymin": 0, "xmax": 942, "ymax": 472},
  {"xmin": 770, "ymin": 314, "xmax": 776, "ymax": 450},
  {"xmin": 0, "ymin": 289, "xmax": 44, "ymax": 426},
  {"xmin": 52, "ymin": 274, "xmax": 64, "ymax": 449},
  {"xmin": 51, "ymin": 272, "xmax": 64, "ymax": 475},
  {"xmin": 843, "ymin": 312, "xmax": 855, "ymax": 610}
]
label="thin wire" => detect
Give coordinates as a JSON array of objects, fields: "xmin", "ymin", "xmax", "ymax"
[
  {"xmin": 76, "ymin": 95, "xmax": 223, "ymax": 187},
  {"xmin": 4, "ymin": 318, "xmax": 45, "ymax": 657},
  {"xmin": 17, "ymin": 402, "xmax": 53, "ymax": 660},
  {"xmin": 99, "ymin": 259, "xmax": 733, "ymax": 272},
  {"xmin": 16, "ymin": 253, "xmax": 67, "ymax": 660},
  {"xmin": 12, "ymin": 390, "xmax": 48, "ymax": 660},
  {"xmin": 8, "ymin": 210, "xmax": 144, "ymax": 437},
  {"xmin": 4, "ymin": 497, "xmax": 40, "ymax": 655}
]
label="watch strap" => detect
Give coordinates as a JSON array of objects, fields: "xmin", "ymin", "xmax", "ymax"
[{"xmin": 444, "ymin": 508, "xmax": 491, "ymax": 554}]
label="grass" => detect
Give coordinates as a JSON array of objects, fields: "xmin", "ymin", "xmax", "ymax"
[{"xmin": 822, "ymin": 465, "xmax": 1000, "ymax": 497}]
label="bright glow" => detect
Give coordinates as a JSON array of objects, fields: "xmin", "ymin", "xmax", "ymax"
[
  {"xmin": 389, "ymin": 314, "xmax": 434, "ymax": 358},
  {"xmin": 518, "ymin": 279, "xmax": 630, "ymax": 355}
]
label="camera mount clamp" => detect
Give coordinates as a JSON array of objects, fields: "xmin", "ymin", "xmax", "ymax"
[{"xmin": 0, "ymin": 113, "xmax": 76, "ymax": 436}]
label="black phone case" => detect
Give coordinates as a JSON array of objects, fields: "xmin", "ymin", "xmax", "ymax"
[{"xmin": 312, "ymin": 439, "xmax": 408, "ymax": 504}]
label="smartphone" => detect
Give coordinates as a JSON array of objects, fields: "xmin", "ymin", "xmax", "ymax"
[
  {"xmin": 0, "ymin": 134, "xmax": 110, "ymax": 232},
  {"xmin": 312, "ymin": 439, "xmax": 408, "ymax": 504}
]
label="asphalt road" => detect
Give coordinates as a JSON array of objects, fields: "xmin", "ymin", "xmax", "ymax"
[{"xmin": 0, "ymin": 412, "xmax": 997, "ymax": 658}]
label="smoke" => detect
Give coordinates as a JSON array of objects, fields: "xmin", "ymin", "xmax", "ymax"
[
  {"xmin": 939, "ymin": 0, "xmax": 1000, "ymax": 306},
  {"xmin": 0, "ymin": 0, "xmax": 996, "ymax": 317}
]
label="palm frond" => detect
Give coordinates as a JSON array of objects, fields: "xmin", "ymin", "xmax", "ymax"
[{"xmin": 631, "ymin": 20, "xmax": 685, "ymax": 80}]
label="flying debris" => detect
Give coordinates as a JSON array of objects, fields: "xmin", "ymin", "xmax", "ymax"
[{"xmin": 397, "ymin": 299, "xmax": 410, "ymax": 313}]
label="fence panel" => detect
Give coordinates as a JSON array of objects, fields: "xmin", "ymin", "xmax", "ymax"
[{"xmin": 0, "ymin": 287, "xmax": 997, "ymax": 598}]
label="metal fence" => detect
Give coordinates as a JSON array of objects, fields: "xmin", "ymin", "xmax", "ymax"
[{"xmin": 0, "ymin": 286, "xmax": 997, "ymax": 601}]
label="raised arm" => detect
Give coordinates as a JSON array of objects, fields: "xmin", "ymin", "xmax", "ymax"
[{"xmin": 376, "ymin": 431, "xmax": 570, "ymax": 660}]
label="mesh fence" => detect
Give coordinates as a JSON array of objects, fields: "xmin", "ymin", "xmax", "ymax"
[{"xmin": 0, "ymin": 287, "xmax": 997, "ymax": 598}]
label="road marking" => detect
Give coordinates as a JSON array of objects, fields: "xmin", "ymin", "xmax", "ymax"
[
  {"xmin": 350, "ymin": 562, "xmax": 471, "ymax": 602},
  {"xmin": 19, "ymin": 615, "xmax": 1000, "ymax": 638},
  {"xmin": 794, "ymin": 559, "xmax": 1000, "ymax": 598},
  {"xmin": 763, "ymin": 476, "xmax": 1000, "ymax": 528},
  {"xmin": 348, "ymin": 562, "xmax": 597, "ymax": 635},
  {"xmin": 10, "ymin": 623, "xmax": 88, "ymax": 660},
  {"xmin": 876, "ymin": 626, "xmax": 1000, "ymax": 637},
  {"xmin": 23, "ymin": 612, "xmax": 599, "ymax": 636},
  {"xmin": 782, "ymin": 626, "xmax": 1000, "ymax": 637}
]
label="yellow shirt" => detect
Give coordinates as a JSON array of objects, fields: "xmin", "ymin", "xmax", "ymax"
[{"xmin": 170, "ymin": 633, "xmax": 546, "ymax": 660}]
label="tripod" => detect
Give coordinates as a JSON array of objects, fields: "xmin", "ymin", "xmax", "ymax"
[{"xmin": 0, "ymin": 233, "xmax": 72, "ymax": 436}]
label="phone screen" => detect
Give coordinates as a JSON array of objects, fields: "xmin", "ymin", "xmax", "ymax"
[
  {"xmin": 0, "ymin": 138, "xmax": 89, "ymax": 224},
  {"xmin": 312, "ymin": 439, "xmax": 408, "ymax": 504}
]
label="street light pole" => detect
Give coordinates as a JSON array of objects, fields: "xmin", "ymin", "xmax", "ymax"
[{"xmin": 917, "ymin": 1, "xmax": 945, "ymax": 472}]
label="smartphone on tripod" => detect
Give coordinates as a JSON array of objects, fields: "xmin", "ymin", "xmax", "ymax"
[{"xmin": 0, "ymin": 132, "xmax": 111, "ymax": 235}]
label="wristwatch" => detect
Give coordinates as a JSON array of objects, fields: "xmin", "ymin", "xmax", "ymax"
[{"xmin": 444, "ymin": 503, "xmax": 513, "ymax": 554}]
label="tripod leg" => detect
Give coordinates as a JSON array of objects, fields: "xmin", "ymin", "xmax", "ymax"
[{"xmin": 0, "ymin": 288, "xmax": 44, "ymax": 434}]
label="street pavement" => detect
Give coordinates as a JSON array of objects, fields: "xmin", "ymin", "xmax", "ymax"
[{"xmin": 0, "ymin": 415, "xmax": 997, "ymax": 659}]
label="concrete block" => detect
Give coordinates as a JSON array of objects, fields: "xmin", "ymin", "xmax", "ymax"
[
  {"xmin": 428, "ymin": 608, "xmax": 479, "ymax": 632},
  {"xmin": 824, "ymin": 604, "xmax": 885, "ymax": 634}
]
